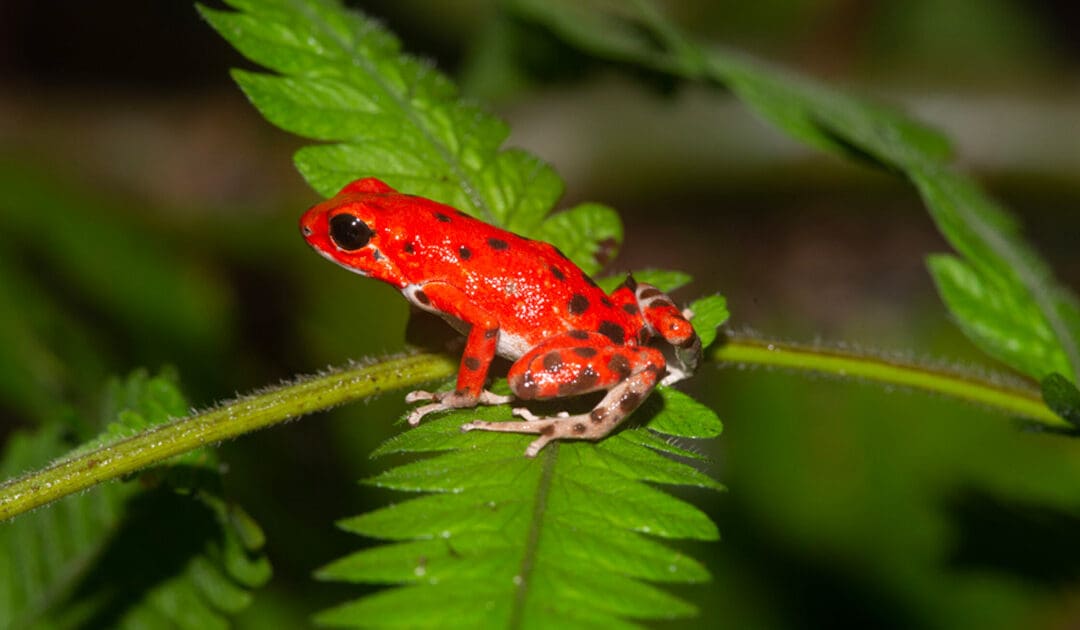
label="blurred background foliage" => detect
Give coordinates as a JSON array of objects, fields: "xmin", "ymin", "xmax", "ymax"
[{"xmin": 1, "ymin": 0, "xmax": 1079, "ymax": 627}]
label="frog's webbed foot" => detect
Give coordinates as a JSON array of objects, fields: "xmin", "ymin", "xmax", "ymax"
[{"xmin": 405, "ymin": 389, "xmax": 513, "ymax": 426}]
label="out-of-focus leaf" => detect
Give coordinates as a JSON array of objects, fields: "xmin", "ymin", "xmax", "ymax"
[
  {"xmin": 918, "ymin": 172, "xmax": 1080, "ymax": 381},
  {"xmin": 1041, "ymin": 373, "xmax": 1080, "ymax": 429},
  {"xmin": 0, "ymin": 160, "xmax": 232, "ymax": 360},
  {"xmin": 929, "ymin": 254, "xmax": 1071, "ymax": 380},
  {"xmin": 509, "ymin": 0, "xmax": 1080, "ymax": 384},
  {"xmin": 0, "ymin": 370, "xmax": 270, "ymax": 629}
]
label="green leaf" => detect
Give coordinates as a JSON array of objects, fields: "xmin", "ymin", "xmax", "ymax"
[
  {"xmin": 646, "ymin": 387, "xmax": 723, "ymax": 439},
  {"xmin": 1041, "ymin": 373, "xmax": 1080, "ymax": 429},
  {"xmin": 509, "ymin": 0, "xmax": 1080, "ymax": 383},
  {"xmin": 509, "ymin": 0, "xmax": 951, "ymax": 170},
  {"xmin": 318, "ymin": 381, "xmax": 721, "ymax": 627},
  {"xmin": 688, "ymin": 294, "xmax": 729, "ymax": 350},
  {"xmin": 0, "ymin": 252, "xmax": 77, "ymax": 423},
  {"xmin": 0, "ymin": 160, "xmax": 231, "ymax": 360},
  {"xmin": 537, "ymin": 202, "xmax": 622, "ymax": 276},
  {"xmin": 917, "ymin": 171, "xmax": 1080, "ymax": 381},
  {"xmin": 928, "ymin": 254, "xmax": 1071, "ymax": 380},
  {"xmin": 0, "ymin": 370, "xmax": 270, "ymax": 629},
  {"xmin": 199, "ymin": 0, "xmax": 623, "ymax": 274}
]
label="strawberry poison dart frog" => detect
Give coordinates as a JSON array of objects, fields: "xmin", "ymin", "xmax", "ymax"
[{"xmin": 300, "ymin": 178, "xmax": 701, "ymax": 456}]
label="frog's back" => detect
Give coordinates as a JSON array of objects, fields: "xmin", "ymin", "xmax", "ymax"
[{"xmin": 383, "ymin": 196, "xmax": 638, "ymax": 353}]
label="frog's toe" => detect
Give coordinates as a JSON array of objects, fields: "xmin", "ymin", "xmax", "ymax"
[
  {"xmin": 511, "ymin": 407, "xmax": 543, "ymax": 421},
  {"xmin": 405, "ymin": 390, "xmax": 437, "ymax": 403},
  {"xmin": 407, "ymin": 401, "xmax": 451, "ymax": 426},
  {"xmin": 477, "ymin": 390, "xmax": 514, "ymax": 405},
  {"xmin": 660, "ymin": 366, "xmax": 689, "ymax": 386}
]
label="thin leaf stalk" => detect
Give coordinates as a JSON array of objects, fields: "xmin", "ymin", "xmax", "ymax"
[
  {"xmin": 2, "ymin": 334, "xmax": 1068, "ymax": 523},
  {"xmin": 712, "ymin": 334, "xmax": 1066, "ymax": 427},
  {"xmin": 0, "ymin": 353, "xmax": 456, "ymax": 522}
]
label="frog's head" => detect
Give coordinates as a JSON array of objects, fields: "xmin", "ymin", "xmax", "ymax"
[{"xmin": 300, "ymin": 177, "xmax": 407, "ymax": 287}]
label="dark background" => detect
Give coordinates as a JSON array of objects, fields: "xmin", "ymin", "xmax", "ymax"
[{"xmin": 2, "ymin": 1, "xmax": 1079, "ymax": 627}]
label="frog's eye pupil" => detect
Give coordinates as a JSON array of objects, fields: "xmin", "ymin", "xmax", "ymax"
[{"xmin": 329, "ymin": 214, "xmax": 373, "ymax": 251}]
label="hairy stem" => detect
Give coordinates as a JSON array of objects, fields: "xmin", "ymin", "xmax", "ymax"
[
  {"xmin": 0, "ymin": 353, "xmax": 456, "ymax": 522},
  {"xmin": 1, "ymin": 334, "xmax": 1068, "ymax": 522},
  {"xmin": 712, "ymin": 333, "xmax": 1066, "ymax": 427}
]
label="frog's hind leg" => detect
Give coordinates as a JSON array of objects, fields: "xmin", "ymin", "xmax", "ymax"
[{"xmin": 461, "ymin": 332, "xmax": 665, "ymax": 457}]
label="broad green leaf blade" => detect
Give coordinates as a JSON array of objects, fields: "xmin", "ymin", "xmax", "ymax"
[
  {"xmin": 200, "ymin": 0, "xmax": 623, "ymax": 273},
  {"xmin": 0, "ymin": 371, "xmax": 270, "ymax": 629},
  {"xmin": 319, "ymin": 382, "xmax": 721, "ymax": 627}
]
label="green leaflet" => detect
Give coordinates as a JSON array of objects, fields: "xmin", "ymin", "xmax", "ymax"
[
  {"xmin": 0, "ymin": 370, "xmax": 270, "ymax": 629},
  {"xmin": 688, "ymin": 295, "xmax": 729, "ymax": 351},
  {"xmin": 929, "ymin": 254, "xmax": 1071, "ymax": 380},
  {"xmin": 536, "ymin": 203, "xmax": 623, "ymax": 276},
  {"xmin": 916, "ymin": 171, "xmax": 1080, "ymax": 381},
  {"xmin": 198, "ymin": 0, "xmax": 621, "ymax": 275},
  {"xmin": 508, "ymin": 0, "xmax": 1080, "ymax": 386},
  {"xmin": 317, "ymin": 387, "xmax": 721, "ymax": 628}
]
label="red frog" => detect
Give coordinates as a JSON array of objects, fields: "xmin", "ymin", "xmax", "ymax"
[{"xmin": 300, "ymin": 178, "xmax": 701, "ymax": 456}]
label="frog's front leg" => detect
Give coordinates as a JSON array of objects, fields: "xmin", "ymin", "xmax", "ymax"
[
  {"xmin": 614, "ymin": 275, "xmax": 702, "ymax": 385},
  {"xmin": 461, "ymin": 332, "xmax": 665, "ymax": 456},
  {"xmin": 403, "ymin": 282, "xmax": 512, "ymax": 425}
]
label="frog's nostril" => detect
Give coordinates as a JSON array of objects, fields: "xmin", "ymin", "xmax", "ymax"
[{"xmin": 301, "ymin": 225, "xmax": 313, "ymax": 236}]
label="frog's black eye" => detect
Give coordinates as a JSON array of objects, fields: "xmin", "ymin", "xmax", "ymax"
[{"xmin": 329, "ymin": 214, "xmax": 373, "ymax": 251}]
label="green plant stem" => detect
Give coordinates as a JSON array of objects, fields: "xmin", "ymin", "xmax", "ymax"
[
  {"xmin": 1, "ymin": 334, "xmax": 1068, "ymax": 522},
  {"xmin": 0, "ymin": 353, "xmax": 456, "ymax": 522},
  {"xmin": 711, "ymin": 334, "xmax": 1067, "ymax": 427}
]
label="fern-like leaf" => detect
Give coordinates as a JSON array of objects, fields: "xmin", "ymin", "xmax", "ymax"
[
  {"xmin": 0, "ymin": 370, "xmax": 270, "ymax": 629},
  {"xmin": 198, "ymin": 0, "xmax": 620, "ymax": 274},
  {"xmin": 316, "ymin": 300, "xmax": 728, "ymax": 628},
  {"xmin": 201, "ymin": 2, "xmax": 728, "ymax": 625},
  {"xmin": 316, "ymin": 386, "xmax": 721, "ymax": 628}
]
